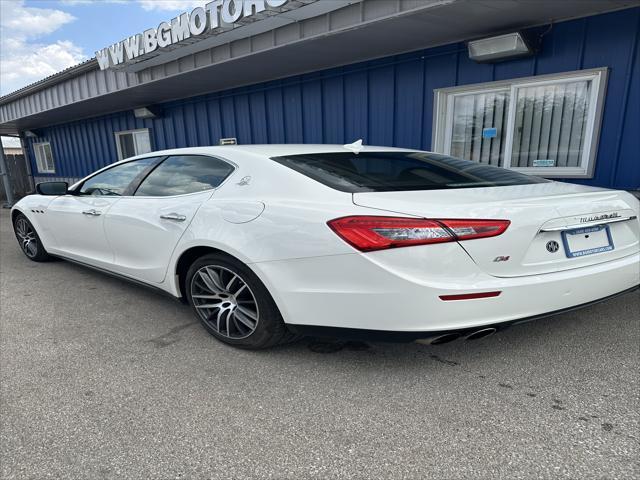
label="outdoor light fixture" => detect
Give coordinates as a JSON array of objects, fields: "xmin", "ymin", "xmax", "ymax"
[
  {"xmin": 133, "ymin": 106, "xmax": 161, "ymax": 119},
  {"xmin": 468, "ymin": 32, "xmax": 533, "ymax": 63},
  {"xmin": 23, "ymin": 130, "xmax": 38, "ymax": 138}
]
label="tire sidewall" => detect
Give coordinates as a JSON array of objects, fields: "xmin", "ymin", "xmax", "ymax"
[
  {"xmin": 13, "ymin": 213, "xmax": 49, "ymax": 262},
  {"xmin": 185, "ymin": 253, "xmax": 284, "ymax": 349}
]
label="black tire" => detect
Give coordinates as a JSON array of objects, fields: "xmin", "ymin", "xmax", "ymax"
[
  {"xmin": 185, "ymin": 253, "xmax": 299, "ymax": 349},
  {"xmin": 13, "ymin": 213, "xmax": 51, "ymax": 262}
]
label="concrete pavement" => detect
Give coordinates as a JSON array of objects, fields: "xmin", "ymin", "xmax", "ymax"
[{"xmin": 1, "ymin": 209, "xmax": 639, "ymax": 479}]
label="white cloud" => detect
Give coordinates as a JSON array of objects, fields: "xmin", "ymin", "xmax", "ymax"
[
  {"xmin": 137, "ymin": 0, "xmax": 204, "ymax": 12},
  {"xmin": 62, "ymin": 0, "xmax": 198, "ymax": 9},
  {"xmin": 0, "ymin": 1, "xmax": 87, "ymax": 96},
  {"xmin": 59, "ymin": 0, "xmax": 98, "ymax": 4},
  {"xmin": 0, "ymin": 0, "xmax": 207, "ymax": 96},
  {"xmin": 59, "ymin": 1, "xmax": 127, "ymax": 5},
  {"xmin": 1, "ymin": 40, "xmax": 86, "ymax": 95},
  {"xmin": 1, "ymin": 1, "xmax": 76, "ymax": 38}
]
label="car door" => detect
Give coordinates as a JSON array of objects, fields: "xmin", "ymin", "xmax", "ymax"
[
  {"xmin": 45, "ymin": 157, "xmax": 161, "ymax": 269},
  {"xmin": 103, "ymin": 154, "xmax": 235, "ymax": 283}
]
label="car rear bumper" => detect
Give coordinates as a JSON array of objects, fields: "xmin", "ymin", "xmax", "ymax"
[
  {"xmin": 286, "ymin": 285, "xmax": 639, "ymax": 342},
  {"xmin": 253, "ymin": 248, "xmax": 640, "ymax": 333}
]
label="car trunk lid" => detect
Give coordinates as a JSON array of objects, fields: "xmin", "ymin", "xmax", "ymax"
[{"xmin": 352, "ymin": 182, "xmax": 640, "ymax": 277}]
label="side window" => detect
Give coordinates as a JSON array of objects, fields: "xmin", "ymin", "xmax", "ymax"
[
  {"xmin": 79, "ymin": 157, "xmax": 160, "ymax": 196},
  {"xmin": 135, "ymin": 155, "xmax": 234, "ymax": 197}
]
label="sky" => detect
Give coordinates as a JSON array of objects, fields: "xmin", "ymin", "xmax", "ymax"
[
  {"xmin": 1, "ymin": 0, "xmax": 208, "ymax": 146},
  {"xmin": 0, "ymin": 0, "xmax": 207, "ymax": 97}
]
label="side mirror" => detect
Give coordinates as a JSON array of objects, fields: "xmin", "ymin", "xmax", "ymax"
[{"xmin": 36, "ymin": 181, "xmax": 68, "ymax": 196}]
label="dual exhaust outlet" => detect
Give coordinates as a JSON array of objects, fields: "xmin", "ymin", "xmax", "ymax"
[{"xmin": 417, "ymin": 327, "xmax": 497, "ymax": 345}]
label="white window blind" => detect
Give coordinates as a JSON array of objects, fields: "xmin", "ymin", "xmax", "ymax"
[
  {"xmin": 449, "ymin": 89, "xmax": 510, "ymax": 166},
  {"xmin": 510, "ymin": 80, "xmax": 591, "ymax": 168}
]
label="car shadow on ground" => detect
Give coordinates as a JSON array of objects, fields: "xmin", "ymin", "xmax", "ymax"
[{"xmin": 12, "ymin": 245, "xmax": 640, "ymax": 377}]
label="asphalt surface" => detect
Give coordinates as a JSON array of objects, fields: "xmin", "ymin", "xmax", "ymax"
[{"xmin": 0, "ymin": 209, "xmax": 639, "ymax": 480}]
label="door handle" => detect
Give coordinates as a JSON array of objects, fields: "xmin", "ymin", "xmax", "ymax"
[
  {"xmin": 82, "ymin": 209, "xmax": 101, "ymax": 216},
  {"xmin": 160, "ymin": 213, "xmax": 187, "ymax": 222}
]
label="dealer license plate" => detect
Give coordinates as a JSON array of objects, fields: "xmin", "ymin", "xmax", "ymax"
[{"xmin": 561, "ymin": 225, "xmax": 614, "ymax": 258}]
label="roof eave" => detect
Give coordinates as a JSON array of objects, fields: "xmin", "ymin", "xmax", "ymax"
[{"xmin": 0, "ymin": 59, "xmax": 99, "ymax": 106}]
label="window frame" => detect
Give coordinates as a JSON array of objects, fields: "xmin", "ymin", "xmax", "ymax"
[
  {"xmin": 33, "ymin": 142, "xmax": 56, "ymax": 174},
  {"xmin": 70, "ymin": 154, "xmax": 237, "ymax": 198},
  {"xmin": 114, "ymin": 128, "xmax": 153, "ymax": 161},
  {"xmin": 433, "ymin": 67, "xmax": 608, "ymax": 178},
  {"xmin": 442, "ymin": 85, "xmax": 510, "ymax": 168}
]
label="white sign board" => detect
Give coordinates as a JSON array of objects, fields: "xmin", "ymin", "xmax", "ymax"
[{"xmin": 96, "ymin": 0, "xmax": 289, "ymax": 70}]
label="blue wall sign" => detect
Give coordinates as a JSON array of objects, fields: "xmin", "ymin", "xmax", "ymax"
[{"xmin": 482, "ymin": 127, "xmax": 497, "ymax": 139}]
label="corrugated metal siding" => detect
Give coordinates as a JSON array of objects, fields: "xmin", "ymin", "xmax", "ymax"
[{"xmin": 24, "ymin": 8, "xmax": 640, "ymax": 189}]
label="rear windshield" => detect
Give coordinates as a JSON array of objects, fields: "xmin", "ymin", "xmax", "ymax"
[{"xmin": 271, "ymin": 151, "xmax": 548, "ymax": 193}]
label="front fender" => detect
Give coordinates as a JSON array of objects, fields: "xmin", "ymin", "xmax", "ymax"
[{"xmin": 11, "ymin": 195, "xmax": 60, "ymax": 250}]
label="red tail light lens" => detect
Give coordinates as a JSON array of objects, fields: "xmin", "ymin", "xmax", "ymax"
[
  {"xmin": 328, "ymin": 216, "xmax": 453, "ymax": 252},
  {"xmin": 328, "ymin": 216, "xmax": 510, "ymax": 252}
]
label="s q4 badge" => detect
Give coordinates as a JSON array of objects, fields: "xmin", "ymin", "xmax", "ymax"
[{"xmin": 493, "ymin": 256, "xmax": 510, "ymax": 262}]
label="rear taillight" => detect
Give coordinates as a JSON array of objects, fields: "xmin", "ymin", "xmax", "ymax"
[
  {"xmin": 437, "ymin": 219, "xmax": 511, "ymax": 241},
  {"xmin": 327, "ymin": 216, "xmax": 510, "ymax": 252}
]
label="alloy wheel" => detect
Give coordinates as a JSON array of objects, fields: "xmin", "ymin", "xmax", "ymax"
[
  {"xmin": 15, "ymin": 218, "xmax": 38, "ymax": 258},
  {"xmin": 190, "ymin": 265, "xmax": 260, "ymax": 339}
]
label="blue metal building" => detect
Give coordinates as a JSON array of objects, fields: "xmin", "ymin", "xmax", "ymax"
[{"xmin": 1, "ymin": 0, "xmax": 638, "ymax": 191}]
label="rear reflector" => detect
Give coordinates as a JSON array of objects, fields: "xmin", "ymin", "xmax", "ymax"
[
  {"xmin": 439, "ymin": 291, "xmax": 502, "ymax": 301},
  {"xmin": 328, "ymin": 216, "xmax": 510, "ymax": 252}
]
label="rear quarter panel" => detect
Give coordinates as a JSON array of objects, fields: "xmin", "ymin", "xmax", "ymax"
[{"xmin": 163, "ymin": 152, "xmax": 390, "ymax": 296}]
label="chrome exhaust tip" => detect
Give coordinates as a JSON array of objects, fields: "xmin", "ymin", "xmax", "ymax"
[
  {"xmin": 415, "ymin": 333, "xmax": 462, "ymax": 345},
  {"xmin": 430, "ymin": 333, "xmax": 462, "ymax": 345},
  {"xmin": 465, "ymin": 327, "xmax": 497, "ymax": 341}
]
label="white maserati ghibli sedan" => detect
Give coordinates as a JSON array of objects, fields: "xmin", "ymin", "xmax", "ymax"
[{"xmin": 11, "ymin": 144, "xmax": 640, "ymax": 348}]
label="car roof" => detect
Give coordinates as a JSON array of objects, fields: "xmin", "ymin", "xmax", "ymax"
[
  {"xmin": 73, "ymin": 144, "xmax": 426, "ymax": 188},
  {"xmin": 130, "ymin": 143, "xmax": 420, "ymax": 161}
]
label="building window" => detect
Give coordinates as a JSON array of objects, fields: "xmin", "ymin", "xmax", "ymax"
[
  {"xmin": 433, "ymin": 68, "xmax": 607, "ymax": 178},
  {"xmin": 33, "ymin": 142, "xmax": 56, "ymax": 173},
  {"xmin": 115, "ymin": 129, "xmax": 152, "ymax": 160}
]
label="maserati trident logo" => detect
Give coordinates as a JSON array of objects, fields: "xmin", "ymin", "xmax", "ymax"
[
  {"xmin": 237, "ymin": 176, "xmax": 252, "ymax": 186},
  {"xmin": 546, "ymin": 240, "xmax": 560, "ymax": 253}
]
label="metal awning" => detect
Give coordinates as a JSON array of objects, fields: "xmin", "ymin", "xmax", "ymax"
[{"xmin": 1, "ymin": 0, "xmax": 637, "ymax": 135}]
